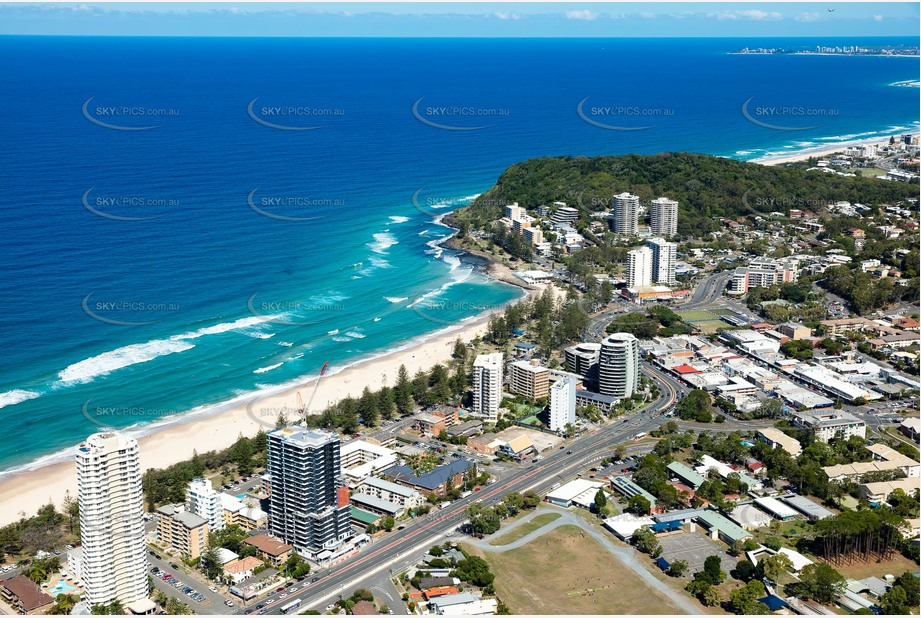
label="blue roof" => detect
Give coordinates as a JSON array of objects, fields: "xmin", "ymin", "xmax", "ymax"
[
  {"xmin": 651, "ymin": 520, "xmax": 682, "ymax": 533},
  {"xmin": 384, "ymin": 459, "xmax": 476, "ymax": 491},
  {"xmin": 654, "ymin": 557, "xmax": 670, "ymax": 570},
  {"xmin": 514, "ymin": 341, "xmax": 534, "ymax": 347}
]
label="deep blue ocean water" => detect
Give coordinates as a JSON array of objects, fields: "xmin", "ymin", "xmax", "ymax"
[{"xmin": 0, "ymin": 36, "xmax": 917, "ymax": 473}]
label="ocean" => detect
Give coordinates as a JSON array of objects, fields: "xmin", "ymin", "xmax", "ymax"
[{"xmin": 0, "ymin": 36, "xmax": 917, "ymax": 474}]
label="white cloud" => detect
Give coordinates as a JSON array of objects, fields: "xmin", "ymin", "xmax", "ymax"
[
  {"xmin": 565, "ymin": 10, "xmax": 598, "ymax": 21},
  {"xmin": 710, "ymin": 9, "xmax": 783, "ymax": 21},
  {"xmin": 795, "ymin": 12, "xmax": 824, "ymax": 23},
  {"xmin": 494, "ymin": 12, "xmax": 521, "ymax": 21},
  {"xmin": 873, "ymin": 14, "xmax": 884, "ymax": 21}
]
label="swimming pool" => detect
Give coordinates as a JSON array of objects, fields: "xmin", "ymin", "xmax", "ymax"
[{"xmin": 48, "ymin": 581, "xmax": 77, "ymax": 596}]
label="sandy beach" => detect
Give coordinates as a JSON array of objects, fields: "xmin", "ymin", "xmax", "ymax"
[
  {"xmin": 755, "ymin": 132, "xmax": 918, "ymax": 166},
  {"xmin": 0, "ymin": 281, "xmax": 547, "ymax": 527}
]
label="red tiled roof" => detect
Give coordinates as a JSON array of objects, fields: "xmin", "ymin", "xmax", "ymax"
[
  {"xmin": 1, "ymin": 576, "xmax": 54, "ymax": 612},
  {"xmin": 674, "ymin": 364, "xmax": 699, "ymax": 374}
]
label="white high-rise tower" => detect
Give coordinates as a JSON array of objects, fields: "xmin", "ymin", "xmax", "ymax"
[
  {"xmin": 473, "ymin": 352, "xmax": 504, "ymax": 422},
  {"xmin": 649, "ymin": 197, "xmax": 678, "ymax": 236},
  {"xmin": 627, "ymin": 246, "xmax": 653, "ymax": 288},
  {"xmin": 599, "ymin": 333, "xmax": 640, "ymax": 399},
  {"xmin": 75, "ymin": 432, "xmax": 148, "ymax": 607},
  {"xmin": 646, "ymin": 237, "xmax": 677, "ymax": 285},
  {"xmin": 611, "ymin": 192, "xmax": 640, "ymax": 236}
]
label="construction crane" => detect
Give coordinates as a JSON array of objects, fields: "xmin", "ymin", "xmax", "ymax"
[
  {"xmin": 295, "ymin": 392, "xmax": 305, "ymax": 415},
  {"xmin": 303, "ymin": 361, "xmax": 329, "ymax": 419}
]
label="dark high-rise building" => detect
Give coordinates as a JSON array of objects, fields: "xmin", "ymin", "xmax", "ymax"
[{"xmin": 267, "ymin": 426, "xmax": 351, "ymax": 559}]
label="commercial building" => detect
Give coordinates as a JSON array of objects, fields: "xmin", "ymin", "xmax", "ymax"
[
  {"xmin": 792, "ymin": 409, "xmax": 866, "ymax": 442},
  {"xmin": 383, "ymin": 459, "xmax": 476, "ymax": 497},
  {"xmin": 792, "ymin": 365, "xmax": 877, "ymax": 404},
  {"xmin": 548, "ymin": 376, "xmax": 577, "ymax": 432},
  {"xmin": 156, "ymin": 504, "xmax": 209, "ymax": 560},
  {"xmin": 508, "ymin": 360, "xmax": 550, "ymax": 400},
  {"xmin": 266, "ymin": 426, "xmax": 352, "ymax": 560},
  {"xmin": 646, "ymin": 237, "xmax": 677, "ymax": 284},
  {"xmin": 666, "ymin": 461, "xmax": 706, "ymax": 489},
  {"xmin": 446, "ymin": 420, "xmax": 484, "ymax": 439},
  {"xmin": 187, "ymin": 477, "xmax": 224, "ymax": 532},
  {"xmin": 610, "ymin": 192, "xmax": 640, "ymax": 235},
  {"xmin": 357, "ymin": 476, "xmax": 425, "ymax": 510},
  {"xmin": 575, "ymin": 390, "xmax": 617, "ymax": 414},
  {"xmin": 472, "ymin": 353, "xmax": 503, "ymax": 422},
  {"xmin": 649, "ymin": 197, "xmax": 678, "ymax": 236},
  {"xmin": 340, "ymin": 440, "xmax": 399, "ymax": 485},
  {"xmin": 429, "ymin": 593, "xmax": 498, "ymax": 616},
  {"xmin": 75, "ymin": 432, "xmax": 148, "ymax": 607},
  {"xmin": 609, "ymin": 476, "xmax": 658, "ymax": 510},
  {"xmin": 564, "ymin": 342, "xmax": 601, "ymax": 389},
  {"xmin": 627, "ymin": 246, "xmax": 653, "ymax": 288},
  {"xmin": 599, "ymin": 333, "xmax": 640, "ymax": 399},
  {"xmin": 545, "ymin": 479, "xmax": 606, "ymax": 509},
  {"xmin": 900, "ymin": 416, "xmax": 920, "ymax": 442},
  {"xmin": 755, "ymin": 428, "xmax": 803, "ymax": 457},
  {"xmin": 777, "ymin": 323, "xmax": 811, "ymax": 340},
  {"xmin": 349, "ymin": 493, "xmax": 404, "ymax": 519}
]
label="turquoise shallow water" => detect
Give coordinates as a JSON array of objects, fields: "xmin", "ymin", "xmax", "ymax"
[{"xmin": 0, "ymin": 35, "xmax": 917, "ymax": 473}]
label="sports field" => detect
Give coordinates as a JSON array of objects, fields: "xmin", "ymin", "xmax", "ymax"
[{"xmin": 488, "ymin": 513, "xmax": 561, "ymax": 546}]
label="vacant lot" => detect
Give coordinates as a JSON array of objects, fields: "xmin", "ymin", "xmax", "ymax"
[
  {"xmin": 489, "ymin": 513, "xmax": 561, "ymax": 546},
  {"xmin": 466, "ymin": 525, "xmax": 684, "ymax": 615}
]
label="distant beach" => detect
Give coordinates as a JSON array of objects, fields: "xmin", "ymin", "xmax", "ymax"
[{"xmin": 753, "ymin": 132, "xmax": 919, "ymax": 166}]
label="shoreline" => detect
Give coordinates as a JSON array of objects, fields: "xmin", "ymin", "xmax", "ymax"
[
  {"xmin": 0, "ymin": 236, "xmax": 538, "ymax": 527},
  {"xmin": 752, "ymin": 131, "xmax": 919, "ymax": 166}
]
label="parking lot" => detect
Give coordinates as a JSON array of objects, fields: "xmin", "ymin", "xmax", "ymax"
[{"xmin": 657, "ymin": 531, "xmax": 739, "ymax": 575}]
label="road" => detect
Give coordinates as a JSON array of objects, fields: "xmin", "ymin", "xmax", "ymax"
[
  {"xmin": 682, "ymin": 271, "xmax": 730, "ymax": 309},
  {"xmin": 239, "ymin": 366, "xmax": 683, "ymax": 616}
]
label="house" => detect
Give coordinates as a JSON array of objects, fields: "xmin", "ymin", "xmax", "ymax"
[
  {"xmin": 383, "ymin": 459, "xmax": 476, "ymax": 497},
  {"xmin": 242, "ymin": 533, "xmax": 294, "ymax": 567},
  {"xmin": 900, "ymin": 416, "xmax": 920, "ymax": 442},
  {"xmin": 424, "ymin": 586, "xmax": 460, "ymax": 600},
  {"xmin": 446, "ymin": 420, "xmax": 483, "ymax": 439},
  {"xmin": 223, "ymin": 556, "xmax": 263, "ymax": 584},
  {"xmin": 498, "ymin": 435, "xmax": 535, "ymax": 459},
  {"xmin": 0, "ymin": 576, "xmax": 54, "ymax": 615},
  {"xmin": 351, "ymin": 601, "xmax": 379, "ymax": 615}
]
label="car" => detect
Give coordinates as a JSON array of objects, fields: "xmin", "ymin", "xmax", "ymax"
[
  {"xmin": 311, "ymin": 577, "xmax": 320, "ymax": 583},
  {"xmin": 559, "ymin": 445, "xmax": 565, "ymax": 450},
  {"xmin": 225, "ymin": 600, "xmax": 235, "ymax": 607},
  {"xmin": 209, "ymin": 586, "xmax": 218, "ymax": 592},
  {"xmin": 276, "ymin": 587, "xmax": 285, "ymax": 592},
  {"xmin": 566, "ymin": 450, "xmax": 573, "ymax": 454},
  {"xmin": 326, "ymin": 605, "xmax": 335, "ymax": 612},
  {"xmin": 170, "ymin": 563, "xmax": 180, "ymax": 569},
  {"xmin": 256, "ymin": 604, "xmax": 265, "ymax": 610},
  {"xmin": 280, "ymin": 593, "xmax": 288, "ymax": 599},
  {"xmin": 285, "ymin": 582, "xmax": 294, "ymax": 587}
]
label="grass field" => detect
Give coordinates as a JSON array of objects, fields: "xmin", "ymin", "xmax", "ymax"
[
  {"xmin": 678, "ymin": 310, "xmax": 719, "ymax": 322},
  {"xmin": 489, "ymin": 513, "xmax": 561, "ymax": 546},
  {"xmin": 466, "ymin": 525, "xmax": 684, "ymax": 615}
]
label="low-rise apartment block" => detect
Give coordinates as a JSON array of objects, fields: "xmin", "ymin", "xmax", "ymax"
[{"xmin": 156, "ymin": 504, "xmax": 209, "ymax": 560}]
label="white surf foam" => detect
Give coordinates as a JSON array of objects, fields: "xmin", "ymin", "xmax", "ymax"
[
  {"xmin": 0, "ymin": 389, "xmax": 41, "ymax": 409},
  {"xmin": 253, "ymin": 362, "xmax": 283, "ymax": 374}
]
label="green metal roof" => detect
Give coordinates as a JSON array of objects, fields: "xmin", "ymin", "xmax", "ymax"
[{"xmin": 350, "ymin": 507, "xmax": 381, "ymax": 525}]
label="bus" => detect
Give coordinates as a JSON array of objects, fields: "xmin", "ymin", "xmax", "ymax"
[
  {"xmin": 633, "ymin": 432, "xmax": 647, "ymax": 441},
  {"xmin": 280, "ymin": 599, "xmax": 302, "ymax": 614}
]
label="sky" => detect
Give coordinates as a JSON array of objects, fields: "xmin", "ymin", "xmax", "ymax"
[{"xmin": 0, "ymin": 2, "xmax": 918, "ymax": 37}]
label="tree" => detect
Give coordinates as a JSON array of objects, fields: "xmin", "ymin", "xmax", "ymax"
[
  {"xmin": 632, "ymin": 526, "xmax": 662, "ymax": 557},
  {"xmin": 454, "ymin": 556, "xmax": 495, "ymax": 587},
  {"xmin": 358, "ymin": 387, "xmax": 380, "ymax": 427},
  {"xmin": 614, "ymin": 444, "xmax": 628, "ymax": 461},
  {"xmin": 593, "ymin": 489, "xmax": 608, "ymax": 513},
  {"xmin": 522, "ymin": 491, "xmax": 541, "ymax": 509},
  {"xmin": 760, "ymin": 553, "xmax": 793, "ymax": 585},
  {"xmin": 626, "ymin": 494, "xmax": 651, "ymax": 516},
  {"xmin": 798, "ymin": 563, "xmax": 845, "ymax": 604},
  {"xmin": 668, "ymin": 559, "xmax": 689, "ymax": 577},
  {"xmin": 728, "ymin": 580, "xmax": 769, "ymax": 614},
  {"xmin": 200, "ymin": 548, "xmax": 224, "ymax": 581},
  {"xmin": 395, "ymin": 365, "xmax": 414, "ymax": 414},
  {"xmin": 676, "ymin": 389, "xmax": 714, "ymax": 423},
  {"xmin": 380, "ymin": 516, "xmax": 395, "ymax": 532},
  {"xmin": 879, "ymin": 586, "xmax": 909, "ymax": 615},
  {"xmin": 701, "ymin": 555, "xmax": 725, "ymax": 585}
]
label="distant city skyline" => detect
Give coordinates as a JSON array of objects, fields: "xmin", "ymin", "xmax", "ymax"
[{"xmin": 0, "ymin": 2, "xmax": 917, "ymax": 37}]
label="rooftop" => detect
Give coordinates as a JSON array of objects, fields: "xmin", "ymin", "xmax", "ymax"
[
  {"xmin": 270, "ymin": 425, "xmax": 339, "ymax": 448},
  {"xmin": 243, "ymin": 533, "xmax": 293, "ymax": 556},
  {"xmin": 360, "ymin": 475, "xmax": 419, "ymax": 497},
  {"xmin": 384, "ymin": 459, "xmax": 475, "ymax": 491},
  {"xmin": 350, "ymin": 493, "xmax": 403, "ymax": 514},
  {"xmin": 0, "ymin": 576, "xmax": 53, "ymax": 611}
]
